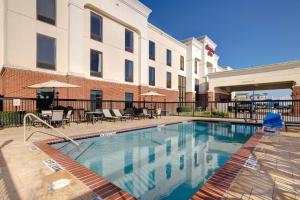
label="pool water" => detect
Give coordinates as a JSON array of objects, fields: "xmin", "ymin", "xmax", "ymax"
[{"xmin": 52, "ymin": 121, "xmax": 260, "ymax": 200}]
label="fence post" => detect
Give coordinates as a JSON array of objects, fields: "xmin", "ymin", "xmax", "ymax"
[
  {"xmin": 110, "ymin": 100, "xmax": 112, "ymax": 110},
  {"xmin": 192, "ymin": 101, "xmax": 195, "ymax": 117},
  {"xmin": 235, "ymin": 100, "xmax": 237, "ymax": 119}
]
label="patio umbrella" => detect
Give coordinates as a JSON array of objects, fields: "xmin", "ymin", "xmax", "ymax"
[
  {"xmin": 141, "ymin": 91, "xmax": 165, "ymax": 118},
  {"xmin": 27, "ymin": 80, "xmax": 80, "ymax": 107},
  {"xmin": 27, "ymin": 80, "xmax": 80, "ymax": 89}
]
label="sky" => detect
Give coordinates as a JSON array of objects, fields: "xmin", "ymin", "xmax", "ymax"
[{"xmin": 139, "ymin": 0, "xmax": 300, "ymax": 98}]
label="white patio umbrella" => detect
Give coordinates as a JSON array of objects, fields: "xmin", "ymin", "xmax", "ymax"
[
  {"xmin": 141, "ymin": 91, "xmax": 166, "ymax": 118},
  {"xmin": 27, "ymin": 80, "xmax": 80, "ymax": 107},
  {"xmin": 27, "ymin": 80, "xmax": 80, "ymax": 89}
]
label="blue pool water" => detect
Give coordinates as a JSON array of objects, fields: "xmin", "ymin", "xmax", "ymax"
[{"xmin": 52, "ymin": 121, "xmax": 260, "ymax": 200}]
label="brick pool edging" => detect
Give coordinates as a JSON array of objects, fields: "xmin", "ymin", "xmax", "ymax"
[
  {"xmin": 191, "ymin": 131, "xmax": 264, "ymax": 200},
  {"xmin": 34, "ymin": 119, "xmax": 263, "ymax": 200}
]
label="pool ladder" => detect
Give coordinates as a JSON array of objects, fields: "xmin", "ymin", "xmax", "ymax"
[{"xmin": 23, "ymin": 113, "xmax": 79, "ymax": 147}]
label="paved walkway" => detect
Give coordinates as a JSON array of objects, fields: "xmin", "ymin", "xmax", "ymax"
[{"xmin": 224, "ymin": 129, "xmax": 300, "ymax": 200}]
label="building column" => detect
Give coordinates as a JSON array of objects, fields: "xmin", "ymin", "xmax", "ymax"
[{"xmin": 292, "ymin": 85, "xmax": 300, "ymax": 116}]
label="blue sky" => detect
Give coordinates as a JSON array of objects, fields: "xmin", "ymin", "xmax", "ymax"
[{"xmin": 140, "ymin": 0, "xmax": 300, "ymax": 98}]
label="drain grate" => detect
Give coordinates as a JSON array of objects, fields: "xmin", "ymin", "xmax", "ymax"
[
  {"xmin": 43, "ymin": 159, "xmax": 64, "ymax": 172},
  {"xmin": 243, "ymin": 156, "xmax": 258, "ymax": 170}
]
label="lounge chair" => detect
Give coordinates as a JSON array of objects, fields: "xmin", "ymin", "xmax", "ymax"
[
  {"xmin": 102, "ymin": 109, "xmax": 119, "ymax": 121},
  {"xmin": 124, "ymin": 108, "xmax": 140, "ymax": 119},
  {"xmin": 153, "ymin": 108, "xmax": 162, "ymax": 118},
  {"xmin": 112, "ymin": 109, "xmax": 132, "ymax": 120}
]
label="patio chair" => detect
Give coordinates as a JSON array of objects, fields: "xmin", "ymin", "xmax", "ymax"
[
  {"xmin": 112, "ymin": 109, "xmax": 131, "ymax": 120},
  {"xmin": 102, "ymin": 109, "xmax": 119, "ymax": 121},
  {"xmin": 153, "ymin": 108, "xmax": 162, "ymax": 118},
  {"xmin": 142, "ymin": 108, "xmax": 151, "ymax": 119},
  {"xmin": 50, "ymin": 110, "xmax": 64, "ymax": 127},
  {"xmin": 63, "ymin": 110, "xmax": 73, "ymax": 126},
  {"xmin": 124, "ymin": 108, "xmax": 140, "ymax": 119}
]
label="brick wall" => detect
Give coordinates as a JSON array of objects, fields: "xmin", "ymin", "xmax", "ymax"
[{"xmin": 0, "ymin": 67, "xmax": 180, "ymax": 102}]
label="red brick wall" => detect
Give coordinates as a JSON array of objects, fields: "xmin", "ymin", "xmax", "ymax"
[
  {"xmin": 186, "ymin": 92, "xmax": 194, "ymax": 102},
  {"xmin": 0, "ymin": 68, "xmax": 179, "ymax": 102}
]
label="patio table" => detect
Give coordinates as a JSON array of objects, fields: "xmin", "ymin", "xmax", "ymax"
[{"xmin": 85, "ymin": 111, "xmax": 103, "ymax": 124}]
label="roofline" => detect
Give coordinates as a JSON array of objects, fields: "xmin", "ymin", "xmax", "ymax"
[
  {"xmin": 119, "ymin": 0, "xmax": 152, "ymax": 18},
  {"xmin": 207, "ymin": 60, "xmax": 300, "ymax": 78},
  {"xmin": 196, "ymin": 35, "xmax": 217, "ymax": 48},
  {"xmin": 148, "ymin": 23, "xmax": 187, "ymax": 48}
]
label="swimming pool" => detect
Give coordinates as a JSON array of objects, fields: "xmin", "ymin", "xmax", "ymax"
[{"xmin": 51, "ymin": 121, "xmax": 261, "ymax": 200}]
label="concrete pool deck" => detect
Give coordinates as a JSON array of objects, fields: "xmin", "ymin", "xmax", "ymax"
[{"xmin": 0, "ymin": 116, "xmax": 299, "ymax": 200}]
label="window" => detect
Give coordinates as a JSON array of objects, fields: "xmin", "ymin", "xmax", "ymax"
[
  {"xmin": 148, "ymin": 170, "xmax": 156, "ymax": 190},
  {"xmin": 149, "ymin": 41, "xmax": 155, "ymax": 60},
  {"xmin": 149, "ymin": 67, "xmax": 155, "ymax": 86},
  {"xmin": 179, "ymin": 155, "xmax": 185, "ymax": 170},
  {"xmin": 125, "ymin": 60, "xmax": 133, "ymax": 82},
  {"xmin": 166, "ymin": 163, "xmax": 172, "ymax": 179},
  {"xmin": 166, "ymin": 49, "xmax": 172, "ymax": 66},
  {"xmin": 90, "ymin": 49, "xmax": 103, "ymax": 77},
  {"xmin": 178, "ymin": 75, "xmax": 186, "ymax": 104},
  {"xmin": 90, "ymin": 12, "xmax": 103, "ymax": 42},
  {"xmin": 125, "ymin": 93, "xmax": 134, "ymax": 109},
  {"xmin": 125, "ymin": 29, "xmax": 134, "ymax": 52},
  {"xmin": 148, "ymin": 146, "xmax": 155, "ymax": 163},
  {"xmin": 180, "ymin": 56, "xmax": 184, "ymax": 70},
  {"xmin": 37, "ymin": 34, "xmax": 56, "ymax": 70},
  {"xmin": 166, "ymin": 72, "xmax": 172, "ymax": 88},
  {"xmin": 90, "ymin": 90, "xmax": 103, "ymax": 111},
  {"xmin": 195, "ymin": 79, "xmax": 199, "ymax": 93},
  {"xmin": 37, "ymin": 0, "xmax": 56, "ymax": 25},
  {"xmin": 194, "ymin": 60, "xmax": 198, "ymax": 74}
]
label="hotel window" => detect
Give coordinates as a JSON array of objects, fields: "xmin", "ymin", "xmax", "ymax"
[
  {"xmin": 90, "ymin": 12, "xmax": 103, "ymax": 42},
  {"xmin": 37, "ymin": 34, "xmax": 56, "ymax": 70},
  {"xmin": 125, "ymin": 93, "xmax": 134, "ymax": 109},
  {"xmin": 125, "ymin": 60, "xmax": 133, "ymax": 82},
  {"xmin": 194, "ymin": 60, "xmax": 198, "ymax": 74},
  {"xmin": 148, "ymin": 170, "xmax": 156, "ymax": 190},
  {"xmin": 179, "ymin": 155, "xmax": 185, "ymax": 170},
  {"xmin": 178, "ymin": 75, "xmax": 186, "ymax": 104},
  {"xmin": 166, "ymin": 49, "xmax": 172, "ymax": 66},
  {"xmin": 37, "ymin": 0, "xmax": 56, "ymax": 25},
  {"xmin": 149, "ymin": 41, "xmax": 155, "ymax": 60},
  {"xmin": 180, "ymin": 56, "xmax": 184, "ymax": 70},
  {"xmin": 90, "ymin": 49, "xmax": 103, "ymax": 77},
  {"xmin": 124, "ymin": 150, "xmax": 133, "ymax": 174},
  {"xmin": 166, "ymin": 163, "xmax": 172, "ymax": 179},
  {"xmin": 195, "ymin": 79, "xmax": 199, "ymax": 93},
  {"xmin": 90, "ymin": 90, "xmax": 103, "ymax": 111},
  {"xmin": 149, "ymin": 67, "xmax": 155, "ymax": 86},
  {"xmin": 148, "ymin": 146, "xmax": 155, "ymax": 163},
  {"xmin": 125, "ymin": 29, "xmax": 134, "ymax": 53},
  {"xmin": 166, "ymin": 72, "xmax": 172, "ymax": 88}
]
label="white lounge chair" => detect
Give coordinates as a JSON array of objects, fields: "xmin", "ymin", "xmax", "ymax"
[
  {"xmin": 112, "ymin": 109, "xmax": 131, "ymax": 120},
  {"xmin": 102, "ymin": 109, "xmax": 119, "ymax": 121}
]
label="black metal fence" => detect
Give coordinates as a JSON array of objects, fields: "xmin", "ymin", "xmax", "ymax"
[{"xmin": 0, "ymin": 97, "xmax": 299, "ymax": 128}]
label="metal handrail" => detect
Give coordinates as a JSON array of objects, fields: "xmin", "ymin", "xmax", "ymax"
[{"xmin": 23, "ymin": 113, "xmax": 79, "ymax": 147}]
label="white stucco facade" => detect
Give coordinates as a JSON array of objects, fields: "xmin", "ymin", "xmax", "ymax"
[{"xmin": 1, "ymin": 0, "xmax": 227, "ymax": 100}]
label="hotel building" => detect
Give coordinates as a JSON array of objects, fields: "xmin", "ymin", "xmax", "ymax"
[{"xmin": 0, "ymin": 0, "xmax": 230, "ymax": 103}]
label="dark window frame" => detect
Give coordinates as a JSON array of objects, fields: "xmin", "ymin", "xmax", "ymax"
[
  {"xmin": 194, "ymin": 59, "xmax": 198, "ymax": 74},
  {"xmin": 125, "ymin": 29, "xmax": 134, "ymax": 53},
  {"xmin": 195, "ymin": 79, "xmax": 199, "ymax": 93},
  {"xmin": 149, "ymin": 66, "xmax": 155, "ymax": 86},
  {"xmin": 166, "ymin": 49, "xmax": 172, "ymax": 66},
  {"xmin": 90, "ymin": 90, "xmax": 103, "ymax": 111},
  {"xmin": 90, "ymin": 49, "xmax": 103, "ymax": 78},
  {"xmin": 37, "ymin": 0, "xmax": 56, "ymax": 25},
  {"xmin": 125, "ymin": 92, "xmax": 134, "ymax": 109},
  {"xmin": 149, "ymin": 40, "xmax": 155, "ymax": 60},
  {"xmin": 90, "ymin": 12, "xmax": 103, "ymax": 42},
  {"xmin": 180, "ymin": 55, "xmax": 184, "ymax": 71},
  {"xmin": 125, "ymin": 59, "xmax": 134, "ymax": 82},
  {"xmin": 166, "ymin": 72, "xmax": 172, "ymax": 89},
  {"xmin": 36, "ymin": 33, "xmax": 56, "ymax": 70},
  {"xmin": 178, "ymin": 75, "xmax": 186, "ymax": 104}
]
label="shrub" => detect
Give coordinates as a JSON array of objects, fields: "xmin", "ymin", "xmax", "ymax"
[{"xmin": 177, "ymin": 106, "xmax": 192, "ymax": 113}]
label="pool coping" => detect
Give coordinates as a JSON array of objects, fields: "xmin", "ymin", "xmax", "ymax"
[{"xmin": 34, "ymin": 119, "xmax": 263, "ymax": 200}]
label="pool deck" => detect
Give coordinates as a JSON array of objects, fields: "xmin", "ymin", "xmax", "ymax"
[{"xmin": 0, "ymin": 116, "xmax": 299, "ymax": 200}]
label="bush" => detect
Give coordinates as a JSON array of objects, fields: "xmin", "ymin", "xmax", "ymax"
[
  {"xmin": 177, "ymin": 106, "xmax": 192, "ymax": 112},
  {"xmin": 211, "ymin": 110, "xmax": 229, "ymax": 118}
]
